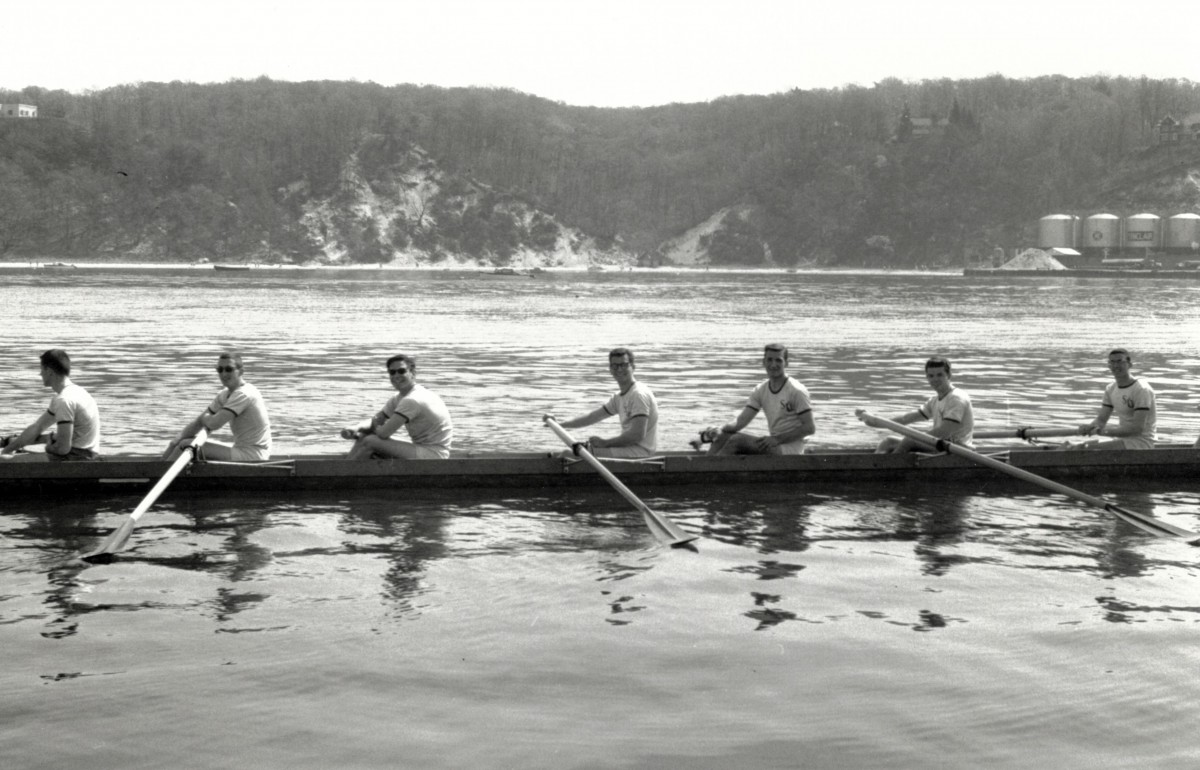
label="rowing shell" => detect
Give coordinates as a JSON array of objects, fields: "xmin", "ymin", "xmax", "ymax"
[{"xmin": 5, "ymin": 445, "xmax": 1200, "ymax": 497}]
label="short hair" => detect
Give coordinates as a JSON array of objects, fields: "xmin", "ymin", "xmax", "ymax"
[
  {"xmin": 386, "ymin": 354, "xmax": 416, "ymax": 372},
  {"xmin": 608, "ymin": 348, "xmax": 634, "ymax": 366},
  {"xmin": 40, "ymin": 349, "xmax": 71, "ymax": 376},
  {"xmin": 763, "ymin": 343, "xmax": 789, "ymax": 362},
  {"xmin": 217, "ymin": 352, "xmax": 244, "ymax": 370},
  {"xmin": 925, "ymin": 356, "xmax": 952, "ymax": 375},
  {"xmin": 1108, "ymin": 348, "xmax": 1131, "ymax": 362}
]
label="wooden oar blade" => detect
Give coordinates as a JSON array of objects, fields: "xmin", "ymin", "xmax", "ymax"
[
  {"xmin": 661, "ymin": 524, "xmax": 699, "ymax": 549},
  {"xmin": 1107, "ymin": 504, "xmax": 1200, "ymax": 544},
  {"xmin": 79, "ymin": 518, "xmax": 136, "ymax": 563},
  {"xmin": 638, "ymin": 504, "xmax": 698, "ymax": 548}
]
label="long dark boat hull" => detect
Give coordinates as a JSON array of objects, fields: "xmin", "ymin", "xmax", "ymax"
[
  {"xmin": 964, "ymin": 267, "xmax": 1200, "ymax": 279},
  {"xmin": 4, "ymin": 446, "xmax": 1200, "ymax": 498}
]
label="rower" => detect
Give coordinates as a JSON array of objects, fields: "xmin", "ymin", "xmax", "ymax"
[
  {"xmin": 545, "ymin": 347, "xmax": 658, "ymax": 458},
  {"xmin": 343, "ymin": 354, "xmax": 453, "ymax": 460},
  {"xmin": 164, "ymin": 352, "xmax": 272, "ymax": 461},
  {"xmin": 857, "ymin": 356, "xmax": 974, "ymax": 453},
  {"xmin": 1, "ymin": 349, "xmax": 100, "ymax": 462},
  {"xmin": 1074, "ymin": 348, "xmax": 1156, "ymax": 450},
  {"xmin": 702, "ymin": 343, "xmax": 815, "ymax": 455}
]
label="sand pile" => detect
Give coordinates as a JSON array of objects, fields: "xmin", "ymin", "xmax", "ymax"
[{"xmin": 999, "ymin": 249, "xmax": 1068, "ymax": 270}]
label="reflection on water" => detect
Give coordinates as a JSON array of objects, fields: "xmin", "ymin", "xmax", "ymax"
[{"xmin": 4, "ymin": 270, "xmax": 1200, "ymax": 768}]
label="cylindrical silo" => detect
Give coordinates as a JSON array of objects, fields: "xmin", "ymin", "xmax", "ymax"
[
  {"xmin": 1123, "ymin": 213, "xmax": 1161, "ymax": 250},
  {"xmin": 1083, "ymin": 213, "xmax": 1120, "ymax": 250},
  {"xmin": 1165, "ymin": 213, "xmax": 1200, "ymax": 252},
  {"xmin": 1037, "ymin": 214, "xmax": 1078, "ymax": 249}
]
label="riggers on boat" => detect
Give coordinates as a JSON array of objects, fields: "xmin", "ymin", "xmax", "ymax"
[{"xmin": 4, "ymin": 444, "xmax": 1200, "ymax": 497}]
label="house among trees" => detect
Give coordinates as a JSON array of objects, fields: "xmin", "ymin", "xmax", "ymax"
[
  {"xmin": 1157, "ymin": 113, "xmax": 1200, "ymax": 144},
  {"xmin": 0, "ymin": 103, "xmax": 37, "ymax": 118},
  {"xmin": 1158, "ymin": 115, "xmax": 1181, "ymax": 143},
  {"xmin": 893, "ymin": 103, "xmax": 950, "ymax": 142}
]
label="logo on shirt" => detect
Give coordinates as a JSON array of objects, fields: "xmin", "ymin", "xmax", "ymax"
[{"xmin": 781, "ymin": 400, "xmax": 794, "ymax": 413}]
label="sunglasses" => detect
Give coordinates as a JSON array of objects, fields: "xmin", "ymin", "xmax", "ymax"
[
  {"xmin": 388, "ymin": 367, "xmax": 409, "ymax": 376},
  {"xmin": 215, "ymin": 366, "xmax": 239, "ymax": 373}
]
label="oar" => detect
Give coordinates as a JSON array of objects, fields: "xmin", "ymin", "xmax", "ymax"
[
  {"xmin": 79, "ymin": 429, "xmax": 209, "ymax": 563},
  {"xmin": 974, "ymin": 427, "xmax": 1081, "ymax": 440},
  {"xmin": 857, "ymin": 411, "xmax": 1200, "ymax": 544},
  {"xmin": 543, "ymin": 417, "xmax": 697, "ymax": 548}
]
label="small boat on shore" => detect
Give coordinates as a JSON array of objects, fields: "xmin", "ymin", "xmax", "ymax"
[
  {"xmin": 6, "ymin": 445, "xmax": 1200, "ymax": 498},
  {"xmin": 486, "ymin": 267, "xmax": 535, "ymax": 277},
  {"xmin": 213, "ymin": 264, "xmax": 252, "ymax": 272}
]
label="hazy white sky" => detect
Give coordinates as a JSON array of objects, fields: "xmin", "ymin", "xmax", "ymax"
[{"xmin": 6, "ymin": 0, "xmax": 1198, "ymax": 107}]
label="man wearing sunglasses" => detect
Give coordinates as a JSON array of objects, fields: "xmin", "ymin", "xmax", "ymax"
[
  {"xmin": 165, "ymin": 352, "xmax": 272, "ymax": 461},
  {"xmin": 343, "ymin": 354, "xmax": 453, "ymax": 460},
  {"xmin": 548, "ymin": 347, "xmax": 657, "ymax": 458}
]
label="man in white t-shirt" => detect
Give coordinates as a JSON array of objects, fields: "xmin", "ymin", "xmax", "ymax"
[
  {"xmin": 548, "ymin": 347, "xmax": 658, "ymax": 458},
  {"xmin": 1, "ymin": 349, "xmax": 101, "ymax": 462},
  {"xmin": 707, "ymin": 343, "xmax": 815, "ymax": 455},
  {"xmin": 344, "ymin": 354, "xmax": 453, "ymax": 460},
  {"xmin": 858, "ymin": 356, "xmax": 974, "ymax": 453},
  {"xmin": 1076, "ymin": 348, "xmax": 1156, "ymax": 450},
  {"xmin": 165, "ymin": 352, "xmax": 272, "ymax": 462}
]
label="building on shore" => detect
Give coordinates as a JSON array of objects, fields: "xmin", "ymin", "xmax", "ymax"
[{"xmin": 0, "ymin": 104, "xmax": 37, "ymax": 118}]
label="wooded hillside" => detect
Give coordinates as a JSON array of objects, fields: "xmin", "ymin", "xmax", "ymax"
[{"xmin": 2, "ymin": 75, "xmax": 1199, "ymax": 266}]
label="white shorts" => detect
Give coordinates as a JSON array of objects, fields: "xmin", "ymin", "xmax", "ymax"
[
  {"xmin": 202, "ymin": 440, "xmax": 269, "ymax": 462},
  {"xmin": 589, "ymin": 444, "xmax": 653, "ymax": 459},
  {"xmin": 1109, "ymin": 436, "xmax": 1155, "ymax": 450},
  {"xmin": 407, "ymin": 443, "xmax": 450, "ymax": 460},
  {"xmin": 230, "ymin": 445, "xmax": 271, "ymax": 462}
]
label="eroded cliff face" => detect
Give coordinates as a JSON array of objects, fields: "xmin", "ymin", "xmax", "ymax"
[{"xmin": 294, "ymin": 142, "xmax": 634, "ymax": 269}]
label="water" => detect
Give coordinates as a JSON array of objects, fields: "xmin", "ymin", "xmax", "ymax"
[{"xmin": 2, "ymin": 267, "xmax": 1200, "ymax": 769}]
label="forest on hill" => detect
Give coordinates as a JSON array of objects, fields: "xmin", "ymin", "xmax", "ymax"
[{"xmin": 2, "ymin": 75, "xmax": 1200, "ymax": 266}]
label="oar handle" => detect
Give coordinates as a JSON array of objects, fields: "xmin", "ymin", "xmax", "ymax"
[{"xmin": 543, "ymin": 417, "xmax": 696, "ymax": 547}]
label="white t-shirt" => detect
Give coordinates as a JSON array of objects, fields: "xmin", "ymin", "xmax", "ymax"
[
  {"xmin": 746, "ymin": 376, "xmax": 813, "ymax": 448},
  {"xmin": 383, "ymin": 383, "xmax": 454, "ymax": 456},
  {"xmin": 49, "ymin": 383, "xmax": 100, "ymax": 451},
  {"xmin": 603, "ymin": 381, "xmax": 658, "ymax": 453},
  {"xmin": 208, "ymin": 382, "xmax": 272, "ymax": 454},
  {"xmin": 1102, "ymin": 379, "xmax": 1156, "ymax": 442},
  {"xmin": 919, "ymin": 387, "xmax": 974, "ymax": 447}
]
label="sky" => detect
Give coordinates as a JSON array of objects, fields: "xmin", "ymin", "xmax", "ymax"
[{"xmin": 4, "ymin": 0, "xmax": 1198, "ymax": 108}]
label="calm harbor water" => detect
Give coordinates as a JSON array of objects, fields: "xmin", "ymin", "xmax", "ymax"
[{"xmin": 2, "ymin": 266, "xmax": 1200, "ymax": 769}]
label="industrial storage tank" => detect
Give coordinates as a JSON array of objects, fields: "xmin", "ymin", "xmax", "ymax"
[
  {"xmin": 1037, "ymin": 214, "xmax": 1079, "ymax": 249},
  {"xmin": 1083, "ymin": 213, "xmax": 1120, "ymax": 250},
  {"xmin": 1123, "ymin": 213, "xmax": 1161, "ymax": 250},
  {"xmin": 1165, "ymin": 213, "xmax": 1200, "ymax": 252}
]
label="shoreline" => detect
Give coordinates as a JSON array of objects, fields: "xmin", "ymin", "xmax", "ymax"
[{"xmin": 0, "ymin": 260, "xmax": 961, "ymax": 277}]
